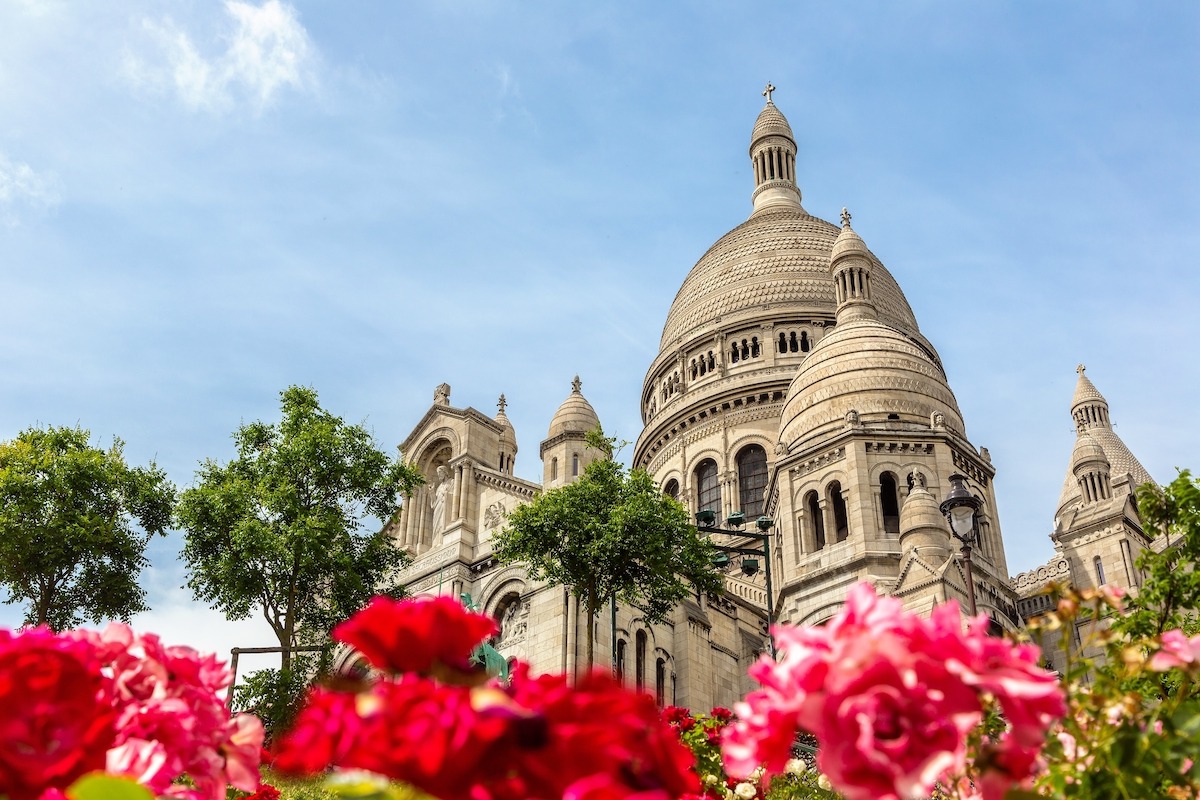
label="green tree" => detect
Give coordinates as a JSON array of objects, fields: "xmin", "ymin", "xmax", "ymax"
[
  {"xmin": 1114, "ymin": 470, "xmax": 1200, "ymax": 640},
  {"xmin": 0, "ymin": 425, "xmax": 174, "ymax": 630},
  {"xmin": 492, "ymin": 429, "xmax": 723, "ymax": 668},
  {"xmin": 176, "ymin": 386, "xmax": 422, "ymax": 670}
]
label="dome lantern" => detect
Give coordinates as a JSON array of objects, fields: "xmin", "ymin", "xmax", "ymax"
[
  {"xmin": 749, "ymin": 83, "xmax": 804, "ymax": 214},
  {"xmin": 830, "ymin": 208, "xmax": 878, "ymax": 322}
]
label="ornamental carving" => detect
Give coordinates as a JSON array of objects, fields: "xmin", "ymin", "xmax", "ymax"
[{"xmin": 483, "ymin": 501, "xmax": 508, "ymax": 531}]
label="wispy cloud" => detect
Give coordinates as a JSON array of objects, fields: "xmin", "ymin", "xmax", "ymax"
[
  {"xmin": 494, "ymin": 62, "xmax": 537, "ymax": 132},
  {"xmin": 123, "ymin": 0, "xmax": 315, "ymax": 113},
  {"xmin": 0, "ymin": 153, "xmax": 60, "ymax": 226}
]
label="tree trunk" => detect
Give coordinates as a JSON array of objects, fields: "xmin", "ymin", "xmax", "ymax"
[{"xmin": 584, "ymin": 593, "xmax": 597, "ymax": 670}]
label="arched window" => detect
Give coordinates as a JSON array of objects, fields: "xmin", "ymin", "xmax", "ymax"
[
  {"xmin": 806, "ymin": 490, "xmax": 825, "ymax": 551},
  {"xmin": 572, "ymin": 454, "xmax": 579, "ymax": 477},
  {"xmin": 663, "ymin": 479, "xmax": 679, "ymax": 501},
  {"xmin": 829, "ymin": 481, "xmax": 849, "ymax": 542},
  {"xmin": 730, "ymin": 344, "xmax": 740, "ymax": 363},
  {"xmin": 880, "ymin": 472, "xmax": 900, "ymax": 533},
  {"xmin": 616, "ymin": 639, "xmax": 627, "ymax": 683},
  {"xmin": 1094, "ymin": 556, "xmax": 1106, "ymax": 586},
  {"xmin": 737, "ymin": 445, "xmax": 769, "ymax": 518},
  {"xmin": 800, "ymin": 331, "xmax": 810, "ymax": 352},
  {"xmin": 707, "ymin": 352, "xmax": 715, "ymax": 372},
  {"xmin": 750, "ymin": 337, "xmax": 760, "ymax": 358},
  {"xmin": 655, "ymin": 657, "xmax": 667, "ymax": 707},
  {"xmin": 635, "ymin": 630, "xmax": 647, "ymax": 690},
  {"xmin": 695, "ymin": 459, "xmax": 720, "ymax": 515},
  {"xmin": 778, "ymin": 332, "xmax": 787, "ymax": 353},
  {"xmin": 551, "ymin": 457, "xmax": 558, "ymax": 481}
]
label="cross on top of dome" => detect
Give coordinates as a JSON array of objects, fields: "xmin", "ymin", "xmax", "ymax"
[{"xmin": 762, "ymin": 82, "xmax": 776, "ymax": 103}]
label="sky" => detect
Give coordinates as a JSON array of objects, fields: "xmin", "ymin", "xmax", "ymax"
[{"xmin": 2, "ymin": 1, "xmax": 1198, "ymax": 673}]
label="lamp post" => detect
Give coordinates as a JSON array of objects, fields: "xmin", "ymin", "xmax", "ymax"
[
  {"xmin": 696, "ymin": 510, "xmax": 776, "ymax": 658},
  {"xmin": 939, "ymin": 473, "xmax": 982, "ymax": 617}
]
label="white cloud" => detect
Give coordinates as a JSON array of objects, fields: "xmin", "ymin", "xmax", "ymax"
[
  {"xmin": 124, "ymin": 0, "xmax": 315, "ymax": 113},
  {"xmin": 0, "ymin": 153, "xmax": 60, "ymax": 225}
]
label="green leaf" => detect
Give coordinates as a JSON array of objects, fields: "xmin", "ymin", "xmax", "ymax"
[{"xmin": 67, "ymin": 773, "xmax": 155, "ymax": 800}]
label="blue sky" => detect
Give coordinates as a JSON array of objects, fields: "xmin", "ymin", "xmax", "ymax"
[{"xmin": 2, "ymin": 1, "xmax": 1198, "ymax": 664}]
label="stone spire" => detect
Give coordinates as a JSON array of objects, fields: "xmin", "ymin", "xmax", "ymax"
[
  {"xmin": 1071, "ymin": 364, "xmax": 1111, "ymax": 432},
  {"xmin": 829, "ymin": 208, "xmax": 878, "ymax": 322},
  {"xmin": 749, "ymin": 85, "xmax": 804, "ymax": 214},
  {"xmin": 1055, "ymin": 365, "xmax": 1154, "ymax": 522},
  {"xmin": 495, "ymin": 393, "xmax": 517, "ymax": 475}
]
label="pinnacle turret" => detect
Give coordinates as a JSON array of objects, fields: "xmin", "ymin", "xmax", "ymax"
[{"xmin": 749, "ymin": 84, "xmax": 803, "ymax": 214}]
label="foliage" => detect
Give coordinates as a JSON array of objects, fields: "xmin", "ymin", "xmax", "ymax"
[
  {"xmin": 491, "ymin": 427, "xmax": 723, "ymax": 666},
  {"xmin": 234, "ymin": 656, "xmax": 322, "ymax": 745},
  {"xmin": 176, "ymin": 386, "xmax": 422, "ymax": 670},
  {"xmin": 1114, "ymin": 470, "xmax": 1200, "ymax": 639},
  {"xmin": 0, "ymin": 425, "xmax": 175, "ymax": 629},
  {"xmin": 1027, "ymin": 584, "xmax": 1200, "ymax": 799},
  {"xmin": 664, "ymin": 706, "xmax": 840, "ymax": 799}
]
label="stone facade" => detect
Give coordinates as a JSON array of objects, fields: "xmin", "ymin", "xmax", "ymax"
[{"xmin": 387, "ymin": 90, "xmax": 1158, "ymax": 704}]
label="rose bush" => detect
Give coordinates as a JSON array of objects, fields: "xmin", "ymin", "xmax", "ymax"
[
  {"xmin": 0, "ymin": 623, "xmax": 262, "ymax": 800},
  {"xmin": 722, "ymin": 583, "xmax": 1065, "ymax": 800},
  {"xmin": 275, "ymin": 596, "xmax": 698, "ymax": 800}
]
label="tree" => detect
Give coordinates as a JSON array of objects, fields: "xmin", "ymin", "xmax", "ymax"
[
  {"xmin": 176, "ymin": 386, "xmax": 422, "ymax": 670},
  {"xmin": 492, "ymin": 429, "xmax": 723, "ymax": 668},
  {"xmin": 1114, "ymin": 470, "xmax": 1200, "ymax": 640},
  {"xmin": 0, "ymin": 425, "xmax": 174, "ymax": 630}
]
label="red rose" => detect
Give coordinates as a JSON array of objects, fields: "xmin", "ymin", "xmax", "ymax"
[
  {"xmin": 333, "ymin": 595, "xmax": 498, "ymax": 676},
  {"xmin": 0, "ymin": 629, "xmax": 114, "ymax": 800}
]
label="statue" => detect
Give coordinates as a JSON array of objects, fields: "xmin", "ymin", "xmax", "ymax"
[
  {"xmin": 845, "ymin": 409, "xmax": 860, "ymax": 427},
  {"xmin": 433, "ymin": 383, "xmax": 451, "ymax": 406},
  {"xmin": 932, "ymin": 411, "xmax": 946, "ymax": 429},
  {"xmin": 430, "ymin": 465, "xmax": 452, "ymax": 533}
]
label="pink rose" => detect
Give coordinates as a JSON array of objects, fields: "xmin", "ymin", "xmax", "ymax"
[{"xmin": 0, "ymin": 629, "xmax": 115, "ymax": 800}]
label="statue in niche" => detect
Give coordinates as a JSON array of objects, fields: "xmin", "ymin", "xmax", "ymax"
[
  {"xmin": 774, "ymin": 440, "xmax": 789, "ymax": 455},
  {"xmin": 433, "ymin": 383, "xmax": 451, "ymax": 406},
  {"xmin": 931, "ymin": 411, "xmax": 946, "ymax": 429},
  {"xmin": 430, "ymin": 465, "xmax": 452, "ymax": 533},
  {"xmin": 499, "ymin": 599, "xmax": 526, "ymax": 642}
]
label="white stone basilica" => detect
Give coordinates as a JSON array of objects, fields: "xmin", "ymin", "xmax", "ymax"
[{"xmin": 382, "ymin": 90, "xmax": 1159, "ymax": 705}]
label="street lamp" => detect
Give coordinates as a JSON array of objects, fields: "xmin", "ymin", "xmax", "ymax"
[
  {"xmin": 696, "ymin": 509, "xmax": 776, "ymax": 658},
  {"xmin": 939, "ymin": 473, "xmax": 982, "ymax": 617}
]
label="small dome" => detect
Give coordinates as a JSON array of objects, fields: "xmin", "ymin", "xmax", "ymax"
[
  {"xmin": 1071, "ymin": 430, "xmax": 1108, "ymax": 471},
  {"xmin": 831, "ymin": 211, "xmax": 870, "ymax": 261},
  {"xmin": 750, "ymin": 102, "xmax": 795, "ymax": 149},
  {"xmin": 547, "ymin": 376, "xmax": 600, "ymax": 440},
  {"xmin": 779, "ymin": 318, "xmax": 962, "ymax": 453},
  {"xmin": 495, "ymin": 394, "xmax": 517, "ymax": 449}
]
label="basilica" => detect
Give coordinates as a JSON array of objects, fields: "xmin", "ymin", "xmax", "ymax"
[{"xmin": 380, "ymin": 91, "xmax": 1160, "ymax": 707}]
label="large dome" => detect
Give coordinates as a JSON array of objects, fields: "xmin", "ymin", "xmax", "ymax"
[
  {"xmin": 657, "ymin": 207, "xmax": 923, "ymax": 351},
  {"xmin": 778, "ymin": 317, "xmax": 965, "ymax": 453}
]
